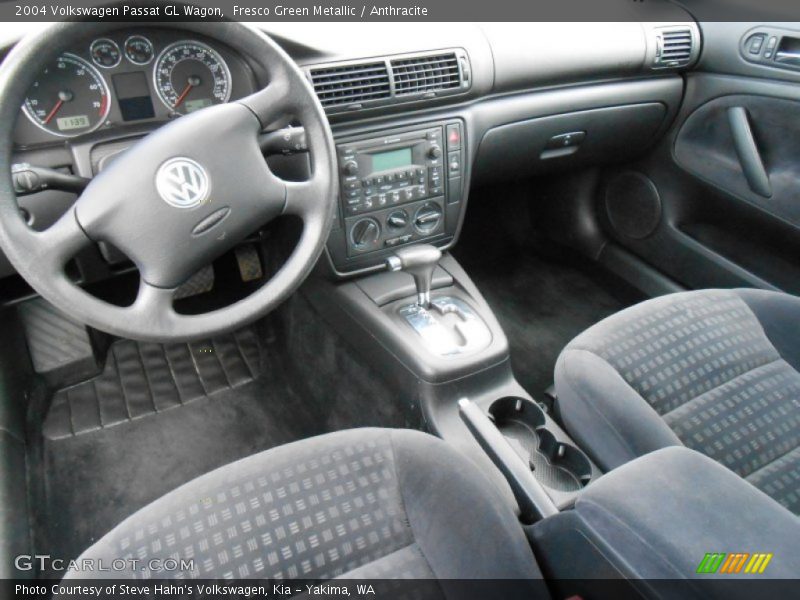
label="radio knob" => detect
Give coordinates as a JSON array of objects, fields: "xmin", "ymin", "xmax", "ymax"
[
  {"xmin": 342, "ymin": 160, "xmax": 359, "ymax": 176},
  {"xmin": 351, "ymin": 218, "xmax": 380, "ymax": 248},
  {"xmin": 427, "ymin": 146, "xmax": 442, "ymax": 159}
]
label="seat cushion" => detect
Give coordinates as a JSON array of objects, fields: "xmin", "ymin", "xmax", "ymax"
[
  {"xmin": 65, "ymin": 428, "xmax": 541, "ymax": 590},
  {"xmin": 555, "ymin": 289, "xmax": 800, "ymax": 514}
]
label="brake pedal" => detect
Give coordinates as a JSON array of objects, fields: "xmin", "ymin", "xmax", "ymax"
[{"xmin": 174, "ymin": 264, "xmax": 215, "ymax": 300}]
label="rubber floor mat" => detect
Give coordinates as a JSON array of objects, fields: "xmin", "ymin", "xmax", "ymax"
[
  {"xmin": 43, "ymin": 328, "xmax": 261, "ymax": 439},
  {"xmin": 32, "ymin": 325, "xmax": 328, "ymax": 579}
]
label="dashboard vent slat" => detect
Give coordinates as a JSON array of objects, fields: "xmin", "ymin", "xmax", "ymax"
[
  {"xmin": 310, "ymin": 61, "xmax": 391, "ymax": 108},
  {"xmin": 391, "ymin": 53, "xmax": 462, "ymax": 96},
  {"xmin": 655, "ymin": 28, "xmax": 694, "ymax": 67},
  {"xmin": 307, "ymin": 49, "xmax": 470, "ymax": 112}
]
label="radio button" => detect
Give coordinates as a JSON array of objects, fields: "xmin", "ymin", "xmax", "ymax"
[
  {"xmin": 427, "ymin": 146, "xmax": 442, "ymax": 160},
  {"xmin": 374, "ymin": 176, "xmax": 385, "ymax": 185},
  {"xmin": 342, "ymin": 160, "xmax": 359, "ymax": 176}
]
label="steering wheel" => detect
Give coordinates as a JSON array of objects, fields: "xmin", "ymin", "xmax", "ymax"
[{"xmin": 0, "ymin": 22, "xmax": 336, "ymax": 341}]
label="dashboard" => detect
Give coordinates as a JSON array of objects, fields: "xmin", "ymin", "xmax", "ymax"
[
  {"xmin": 0, "ymin": 19, "xmax": 705, "ymax": 296},
  {"xmin": 13, "ymin": 28, "xmax": 256, "ymax": 147}
]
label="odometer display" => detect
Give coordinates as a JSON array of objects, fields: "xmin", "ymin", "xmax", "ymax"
[
  {"xmin": 56, "ymin": 115, "xmax": 91, "ymax": 132},
  {"xmin": 154, "ymin": 40, "xmax": 231, "ymax": 115},
  {"xmin": 23, "ymin": 53, "xmax": 110, "ymax": 138}
]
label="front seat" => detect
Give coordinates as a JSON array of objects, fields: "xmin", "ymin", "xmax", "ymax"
[
  {"xmin": 555, "ymin": 288, "xmax": 800, "ymax": 514},
  {"xmin": 66, "ymin": 428, "xmax": 543, "ymax": 594}
]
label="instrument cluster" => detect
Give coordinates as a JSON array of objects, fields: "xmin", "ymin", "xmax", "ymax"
[{"xmin": 15, "ymin": 29, "xmax": 255, "ymax": 145}]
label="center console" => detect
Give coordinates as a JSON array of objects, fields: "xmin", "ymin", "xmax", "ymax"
[{"xmin": 326, "ymin": 119, "xmax": 466, "ymax": 275}]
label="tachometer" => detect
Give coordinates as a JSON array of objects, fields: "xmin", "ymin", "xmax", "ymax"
[
  {"xmin": 154, "ymin": 40, "xmax": 231, "ymax": 115},
  {"xmin": 23, "ymin": 53, "xmax": 110, "ymax": 138}
]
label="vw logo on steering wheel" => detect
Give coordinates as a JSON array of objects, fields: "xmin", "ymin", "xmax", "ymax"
[{"xmin": 155, "ymin": 157, "xmax": 210, "ymax": 209}]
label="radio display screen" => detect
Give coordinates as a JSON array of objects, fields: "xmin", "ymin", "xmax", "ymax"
[{"xmin": 371, "ymin": 148, "xmax": 412, "ymax": 172}]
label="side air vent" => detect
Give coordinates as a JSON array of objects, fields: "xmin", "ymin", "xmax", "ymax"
[
  {"xmin": 309, "ymin": 61, "xmax": 391, "ymax": 108},
  {"xmin": 391, "ymin": 52, "xmax": 461, "ymax": 96},
  {"xmin": 653, "ymin": 27, "xmax": 695, "ymax": 68}
]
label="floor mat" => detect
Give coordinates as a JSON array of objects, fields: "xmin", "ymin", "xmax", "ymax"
[
  {"xmin": 43, "ymin": 328, "xmax": 262, "ymax": 439},
  {"xmin": 461, "ymin": 251, "xmax": 641, "ymax": 398},
  {"xmin": 32, "ymin": 325, "xmax": 327, "ymax": 578}
]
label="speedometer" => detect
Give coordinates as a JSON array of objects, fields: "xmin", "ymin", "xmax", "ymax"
[
  {"xmin": 153, "ymin": 40, "xmax": 231, "ymax": 115},
  {"xmin": 23, "ymin": 53, "xmax": 110, "ymax": 138}
]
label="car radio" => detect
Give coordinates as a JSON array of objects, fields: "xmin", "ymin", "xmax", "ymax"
[
  {"xmin": 339, "ymin": 127, "xmax": 445, "ymax": 218},
  {"xmin": 329, "ymin": 120, "xmax": 465, "ymax": 272}
]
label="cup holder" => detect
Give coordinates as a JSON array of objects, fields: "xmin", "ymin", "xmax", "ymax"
[{"xmin": 489, "ymin": 397, "xmax": 592, "ymax": 492}]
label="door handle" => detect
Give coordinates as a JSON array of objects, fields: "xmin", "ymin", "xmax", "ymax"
[{"xmin": 727, "ymin": 106, "xmax": 773, "ymax": 198}]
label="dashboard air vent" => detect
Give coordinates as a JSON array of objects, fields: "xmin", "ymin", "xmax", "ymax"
[
  {"xmin": 655, "ymin": 27, "xmax": 694, "ymax": 67},
  {"xmin": 391, "ymin": 53, "xmax": 462, "ymax": 95},
  {"xmin": 309, "ymin": 61, "xmax": 391, "ymax": 108}
]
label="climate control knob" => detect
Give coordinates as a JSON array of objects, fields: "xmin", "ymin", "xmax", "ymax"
[
  {"xmin": 414, "ymin": 202, "xmax": 443, "ymax": 235},
  {"xmin": 350, "ymin": 217, "xmax": 381, "ymax": 249},
  {"xmin": 387, "ymin": 209, "xmax": 409, "ymax": 230}
]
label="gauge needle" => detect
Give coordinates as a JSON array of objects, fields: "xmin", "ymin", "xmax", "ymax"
[
  {"xmin": 173, "ymin": 82, "xmax": 198, "ymax": 109},
  {"xmin": 43, "ymin": 99, "xmax": 64, "ymax": 125}
]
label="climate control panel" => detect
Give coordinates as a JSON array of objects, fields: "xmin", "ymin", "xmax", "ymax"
[{"xmin": 326, "ymin": 119, "xmax": 466, "ymax": 274}]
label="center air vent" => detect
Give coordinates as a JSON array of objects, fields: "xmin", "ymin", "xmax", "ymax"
[
  {"xmin": 309, "ymin": 61, "xmax": 391, "ymax": 108},
  {"xmin": 391, "ymin": 53, "xmax": 461, "ymax": 96},
  {"xmin": 307, "ymin": 49, "xmax": 470, "ymax": 113},
  {"xmin": 654, "ymin": 27, "xmax": 695, "ymax": 68}
]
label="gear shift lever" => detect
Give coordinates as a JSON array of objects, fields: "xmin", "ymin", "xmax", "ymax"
[{"xmin": 386, "ymin": 244, "xmax": 442, "ymax": 308}]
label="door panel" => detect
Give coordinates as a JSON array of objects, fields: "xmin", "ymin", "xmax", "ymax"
[
  {"xmin": 675, "ymin": 94, "xmax": 800, "ymax": 227},
  {"xmin": 598, "ymin": 58, "xmax": 800, "ymax": 295}
]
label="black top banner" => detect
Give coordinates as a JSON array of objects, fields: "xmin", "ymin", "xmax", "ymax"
[{"xmin": 2, "ymin": 0, "xmax": 800, "ymax": 23}]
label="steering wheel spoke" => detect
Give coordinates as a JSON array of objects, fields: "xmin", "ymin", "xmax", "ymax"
[
  {"xmin": 238, "ymin": 78, "xmax": 293, "ymax": 128},
  {"xmin": 131, "ymin": 279, "xmax": 178, "ymax": 325},
  {"xmin": 284, "ymin": 178, "xmax": 325, "ymax": 218},
  {"xmin": 35, "ymin": 209, "xmax": 92, "ymax": 275}
]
